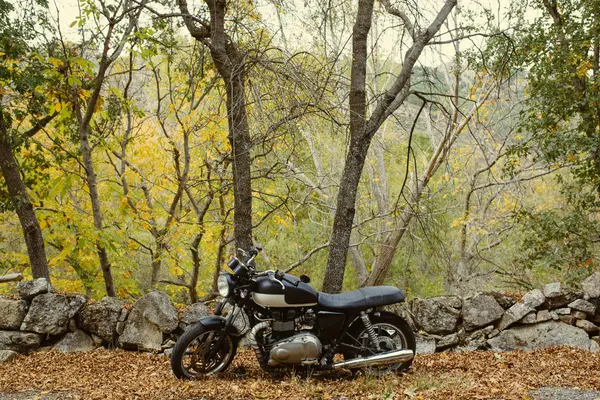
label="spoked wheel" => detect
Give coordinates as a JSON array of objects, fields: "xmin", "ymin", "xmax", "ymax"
[
  {"xmin": 171, "ymin": 324, "xmax": 237, "ymax": 379},
  {"xmin": 343, "ymin": 312, "xmax": 416, "ymax": 376}
]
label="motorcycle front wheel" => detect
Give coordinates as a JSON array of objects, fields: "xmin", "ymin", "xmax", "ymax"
[{"xmin": 171, "ymin": 323, "xmax": 237, "ymax": 379}]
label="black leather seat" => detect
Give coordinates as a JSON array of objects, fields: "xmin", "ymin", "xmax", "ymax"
[{"xmin": 317, "ymin": 286, "xmax": 405, "ymax": 310}]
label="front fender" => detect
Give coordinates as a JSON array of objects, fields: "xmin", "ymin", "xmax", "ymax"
[{"xmin": 196, "ymin": 315, "xmax": 241, "ymax": 337}]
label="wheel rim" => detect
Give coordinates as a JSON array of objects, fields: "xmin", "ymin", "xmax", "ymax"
[
  {"xmin": 180, "ymin": 330, "xmax": 234, "ymax": 377},
  {"xmin": 355, "ymin": 322, "xmax": 409, "ymax": 374}
]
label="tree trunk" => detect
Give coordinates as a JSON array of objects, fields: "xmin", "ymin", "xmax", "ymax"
[
  {"xmin": 322, "ymin": 0, "xmax": 375, "ymax": 293},
  {"xmin": 79, "ymin": 123, "xmax": 116, "ymax": 297},
  {"xmin": 0, "ymin": 118, "xmax": 50, "ymax": 280}
]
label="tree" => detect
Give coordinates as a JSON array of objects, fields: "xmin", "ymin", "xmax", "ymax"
[
  {"xmin": 322, "ymin": 0, "xmax": 457, "ymax": 292},
  {"xmin": 0, "ymin": 0, "xmax": 54, "ymax": 280}
]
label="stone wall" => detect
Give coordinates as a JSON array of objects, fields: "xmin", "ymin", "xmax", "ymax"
[
  {"xmin": 2, "ymin": 272, "xmax": 600, "ymax": 363},
  {"xmin": 388, "ymin": 272, "xmax": 600, "ymax": 354}
]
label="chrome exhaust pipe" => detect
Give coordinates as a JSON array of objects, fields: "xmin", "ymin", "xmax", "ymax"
[{"xmin": 333, "ymin": 349, "xmax": 414, "ymax": 370}]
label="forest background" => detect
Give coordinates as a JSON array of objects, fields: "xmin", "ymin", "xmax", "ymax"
[{"xmin": 1, "ymin": 0, "xmax": 599, "ymax": 304}]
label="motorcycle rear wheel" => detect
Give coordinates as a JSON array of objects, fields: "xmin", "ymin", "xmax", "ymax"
[
  {"xmin": 343, "ymin": 311, "xmax": 416, "ymax": 376},
  {"xmin": 171, "ymin": 323, "xmax": 237, "ymax": 379}
]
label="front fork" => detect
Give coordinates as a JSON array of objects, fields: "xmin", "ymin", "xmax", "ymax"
[{"xmin": 211, "ymin": 298, "xmax": 244, "ymax": 356}]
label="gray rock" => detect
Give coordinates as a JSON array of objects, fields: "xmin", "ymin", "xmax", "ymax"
[
  {"xmin": 568, "ymin": 299, "xmax": 596, "ymax": 315},
  {"xmin": 559, "ymin": 315, "xmax": 575, "ymax": 325},
  {"xmin": 488, "ymin": 321, "xmax": 593, "ymax": 352},
  {"xmin": 522, "ymin": 312, "xmax": 537, "ymax": 324},
  {"xmin": 572, "ymin": 310, "xmax": 588, "ymax": 320},
  {"xmin": 20, "ymin": 293, "xmax": 86, "ymax": 335},
  {"xmin": 575, "ymin": 319, "xmax": 599, "ymax": 334},
  {"xmin": 537, "ymin": 310, "xmax": 552, "ymax": 323},
  {"xmin": 544, "ymin": 282, "xmax": 562, "ymax": 299},
  {"xmin": 436, "ymin": 333, "xmax": 458, "ymax": 350},
  {"xmin": 488, "ymin": 329, "xmax": 499, "ymax": 339},
  {"xmin": 90, "ymin": 334, "xmax": 103, "ymax": 346},
  {"xmin": 118, "ymin": 308, "xmax": 163, "ymax": 351},
  {"xmin": 462, "ymin": 294, "xmax": 504, "ymax": 331},
  {"xmin": 497, "ymin": 289, "xmax": 546, "ymax": 331},
  {"xmin": 53, "ymin": 330, "xmax": 95, "ymax": 353},
  {"xmin": 0, "ymin": 331, "xmax": 42, "ymax": 353},
  {"xmin": 180, "ymin": 302, "xmax": 211, "ymax": 326},
  {"xmin": 0, "ymin": 298, "xmax": 28, "ymax": 330},
  {"xmin": 131, "ymin": 291, "xmax": 178, "ymax": 333},
  {"xmin": 415, "ymin": 334, "xmax": 436, "ymax": 354},
  {"xmin": 463, "ymin": 327, "xmax": 490, "ymax": 350},
  {"xmin": 434, "ymin": 296, "xmax": 462, "ymax": 310},
  {"xmin": 522, "ymin": 289, "xmax": 546, "ymax": 309},
  {"xmin": 555, "ymin": 308, "xmax": 571, "ymax": 315},
  {"xmin": 17, "ymin": 279, "xmax": 53, "ymax": 301},
  {"xmin": 582, "ymin": 272, "xmax": 600, "ymax": 299},
  {"xmin": 164, "ymin": 348, "xmax": 173, "ymax": 358},
  {"xmin": 412, "ymin": 297, "xmax": 460, "ymax": 335},
  {"xmin": 486, "ymin": 292, "xmax": 517, "ymax": 309},
  {"xmin": 76, "ymin": 297, "xmax": 126, "ymax": 343},
  {"xmin": 551, "ymin": 311, "xmax": 559, "ymax": 321},
  {"xmin": 591, "ymin": 341, "xmax": 600, "ymax": 353},
  {"xmin": 0, "ymin": 350, "xmax": 18, "ymax": 363}
]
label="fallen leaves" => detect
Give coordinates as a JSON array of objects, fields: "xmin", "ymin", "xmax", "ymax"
[{"xmin": 0, "ymin": 347, "xmax": 599, "ymax": 399}]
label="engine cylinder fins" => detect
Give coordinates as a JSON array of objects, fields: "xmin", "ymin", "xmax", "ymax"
[{"xmin": 332, "ymin": 348, "xmax": 414, "ymax": 370}]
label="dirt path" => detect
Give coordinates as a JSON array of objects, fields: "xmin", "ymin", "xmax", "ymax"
[{"xmin": 1, "ymin": 347, "xmax": 600, "ymax": 399}]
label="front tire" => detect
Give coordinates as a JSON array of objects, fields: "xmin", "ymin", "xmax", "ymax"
[
  {"xmin": 171, "ymin": 323, "xmax": 238, "ymax": 379},
  {"xmin": 343, "ymin": 311, "xmax": 416, "ymax": 376}
]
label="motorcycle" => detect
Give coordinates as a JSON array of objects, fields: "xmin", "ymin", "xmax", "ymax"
[{"xmin": 170, "ymin": 246, "xmax": 416, "ymax": 378}]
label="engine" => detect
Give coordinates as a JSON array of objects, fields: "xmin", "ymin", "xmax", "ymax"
[
  {"xmin": 268, "ymin": 332, "xmax": 322, "ymax": 366},
  {"xmin": 249, "ymin": 309, "xmax": 322, "ymax": 367}
]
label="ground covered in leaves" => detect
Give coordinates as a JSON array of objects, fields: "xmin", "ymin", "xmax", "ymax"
[{"xmin": 1, "ymin": 347, "xmax": 599, "ymax": 399}]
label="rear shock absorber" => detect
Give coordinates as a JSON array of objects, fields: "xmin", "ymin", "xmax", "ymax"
[{"xmin": 360, "ymin": 311, "xmax": 381, "ymax": 351}]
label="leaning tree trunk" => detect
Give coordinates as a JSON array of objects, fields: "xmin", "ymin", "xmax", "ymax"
[{"xmin": 0, "ymin": 117, "xmax": 50, "ymax": 280}]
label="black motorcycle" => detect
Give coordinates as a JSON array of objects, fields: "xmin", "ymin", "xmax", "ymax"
[{"xmin": 171, "ymin": 246, "xmax": 416, "ymax": 378}]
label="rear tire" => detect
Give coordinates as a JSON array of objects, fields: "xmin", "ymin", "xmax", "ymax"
[
  {"xmin": 171, "ymin": 323, "xmax": 237, "ymax": 379},
  {"xmin": 343, "ymin": 311, "xmax": 416, "ymax": 376}
]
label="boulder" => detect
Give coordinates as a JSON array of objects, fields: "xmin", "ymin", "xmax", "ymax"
[
  {"xmin": 53, "ymin": 330, "xmax": 95, "ymax": 353},
  {"xmin": 486, "ymin": 292, "xmax": 517, "ymax": 309},
  {"xmin": 0, "ymin": 331, "xmax": 42, "ymax": 353},
  {"xmin": 575, "ymin": 319, "xmax": 599, "ymax": 334},
  {"xmin": 412, "ymin": 297, "xmax": 460, "ymax": 335},
  {"xmin": 544, "ymin": 282, "xmax": 562, "ymax": 299},
  {"xmin": 76, "ymin": 297, "xmax": 126, "ymax": 343},
  {"xmin": 536, "ymin": 310, "xmax": 552, "ymax": 323},
  {"xmin": 555, "ymin": 308, "xmax": 571, "ymax": 315},
  {"xmin": 17, "ymin": 278, "xmax": 52, "ymax": 301},
  {"xmin": 488, "ymin": 321, "xmax": 594, "ymax": 352},
  {"xmin": 180, "ymin": 302, "xmax": 211, "ymax": 327},
  {"xmin": 572, "ymin": 310, "xmax": 588, "ymax": 320},
  {"xmin": 20, "ymin": 293, "xmax": 86, "ymax": 335},
  {"xmin": 415, "ymin": 334, "xmax": 436, "ymax": 354},
  {"xmin": 131, "ymin": 291, "xmax": 178, "ymax": 333},
  {"xmin": 0, "ymin": 350, "xmax": 18, "ymax": 363},
  {"xmin": 462, "ymin": 326, "xmax": 492, "ymax": 351},
  {"xmin": 0, "ymin": 298, "xmax": 28, "ymax": 330},
  {"xmin": 522, "ymin": 312, "xmax": 537, "ymax": 324},
  {"xmin": 462, "ymin": 294, "xmax": 504, "ymax": 331},
  {"xmin": 560, "ymin": 315, "xmax": 575, "ymax": 325},
  {"xmin": 118, "ymin": 308, "xmax": 163, "ymax": 351},
  {"xmin": 434, "ymin": 296, "xmax": 462, "ymax": 310},
  {"xmin": 568, "ymin": 299, "xmax": 596, "ymax": 315},
  {"xmin": 436, "ymin": 333, "xmax": 459, "ymax": 350},
  {"xmin": 582, "ymin": 272, "xmax": 600, "ymax": 299},
  {"xmin": 496, "ymin": 289, "xmax": 545, "ymax": 331}
]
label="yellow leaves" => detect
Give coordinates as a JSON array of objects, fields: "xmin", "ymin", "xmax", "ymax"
[{"xmin": 576, "ymin": 60, "xmax": 593, "ymax": 79}]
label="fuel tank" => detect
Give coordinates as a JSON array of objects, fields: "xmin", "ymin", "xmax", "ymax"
[{"xmin": 252, "ymin": 273, "xmax": 318, "ymax": 307}]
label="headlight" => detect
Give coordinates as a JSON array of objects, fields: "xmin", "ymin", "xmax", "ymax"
[{"xmin": 217, "ymin": 274, "xmax": 232, "ymax": 297}]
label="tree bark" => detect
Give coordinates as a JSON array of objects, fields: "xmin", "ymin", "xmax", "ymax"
[
  {"xmin": 0, "ymin": 115, "xmax": 50, "ymax": 280},
  {"xmin": 322, "ymin": 0, "xmax": 375, "ymax": 293},
  {"xmin": 323, "ymin": 0, "xmax": 457, "ymax": 292},
  {"xmin": 178, "ymin": 0, "xmax": 253, "ymax": 252}
]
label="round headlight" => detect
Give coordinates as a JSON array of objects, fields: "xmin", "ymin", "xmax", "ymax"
[{"xmin": 217, "ymin": 274, "xmax": 231, "ymax": 297}]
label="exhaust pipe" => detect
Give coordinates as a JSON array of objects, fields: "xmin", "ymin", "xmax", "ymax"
[{"xmin": 333, "ymin": 349, "xmax": 414, "ymax": 370}]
